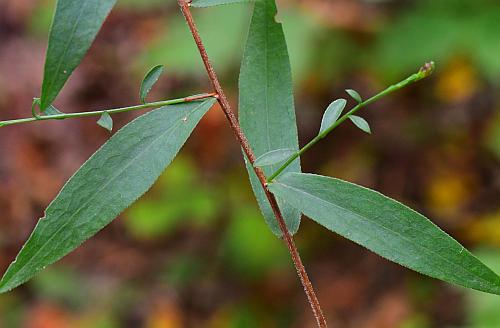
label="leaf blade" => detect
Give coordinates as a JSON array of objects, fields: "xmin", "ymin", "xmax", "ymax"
[
  {"xmin": 40, "ymin": 0, "xmax": 117, "ymax": 111},
  {"xmin": 349, "ymin": 115, "xmax": 371, "ymax": 134},
  {"xmin": 319, "ymin": 99, "xmax": 346, "ymax": 134},
  {"xmin": 239, "ymin": 0, "xmax": 301, "ymax": 236},
  {"xmin": 42, "ymin": 104, "xmax": 65, "ymax": 119},
  {"xmin": 254, "ymin": 148, "xmax": 296, "ymax": 167},
  {"xmin": 97, "ymin": 112, "xmax": 113, "ymax": 131},
  {"xmin": 269, "ymin": 173, "xmax": 500, "ymax": 294},
  {"xmin": 346, "ymin": 89, "xmax": 362, "ymax": 103},
  {"xmin": 140, "ymin": 65, "xmax": 164, "ymax": 104},
  {"xmin": 0, "ymin": 99, "xmax": 215, "ymax": 293}
]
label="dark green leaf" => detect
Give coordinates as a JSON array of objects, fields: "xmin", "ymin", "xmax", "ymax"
[
  {"xmin": 239, "ymin": 0, "xmax": 301, "ymax": 236},
  {"xmin": 269, "ymin": 173, "xmax": 500, "ymax": 294},
  {"xmin": 97, "ymin": 112, "xmax": 113, "ymax": 132},
  {"xmin": 346, "ymin": 89, "xmax": 362, "ymax": 103},
  {"xmin": 191, "ymin": 0, "xmax": 253, "ymax": 8},
  {"xmin": 140, "ymin": 65, "xmax": 164, "ymax": 104},
  {"xmin": 0, "ymin": 99, "xmax": 215, "ymax": 293},
  {"xmin": 40, "ymin": 0, "xmax": 117, "ymax": 111},
  {"xmin": 254, "ymin": 149, "xmax": 296, "ymax": 167},
  {"xmin": 319, "ymin": 99, "xmax": 346, "ymax": 134},
  {"xmin": 349, "ymin": 115, "xmax": 371, "ymax": 134}
]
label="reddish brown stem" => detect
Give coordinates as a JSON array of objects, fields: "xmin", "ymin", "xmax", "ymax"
[
  {"xmin": 184, "ymin": 92, "xmax": 218, "ymax": 102},
  {"xmin": 177, "ymin": 1, "xmax": 327, "ymax": 327}
]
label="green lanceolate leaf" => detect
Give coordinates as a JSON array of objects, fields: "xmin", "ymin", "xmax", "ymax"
[
  {"xmin": 191, "ymin": 0, "xmax": 254, "ymax": 8},
  {"xmin": 349, "ymin": 115, "xmax": 371, "ymax": 134},
  {"xmin": 319, "ymin": 99, "xmax": 346, "ymax": 134},
  {"xmin": 140, "ymin": 65, "xmax": 164, "ymax": 104},
  {"xmin": 269, "ymin": 173, "xmax": 500, "ymax": 294},
  {"xmin": 40, "ymin": 0, "xmax": 117, "ymax": 111},
  {"xmin": 97, "ymin": 112, "xmax": 113, "ymax": 131},
  {"xmin": 346, "ymin": 89, "xmax": 362, "ymax": 103},
  {"xmin": 239, "ymin": 0, "xmax": 301, "ymax": 236},
  {"xmin": 0, "ymin": 98, "xmax": 215, "ymax": 293},
  {"xmin": 254, "ymin": 148, "xmax": 296, "ymax": 167}
]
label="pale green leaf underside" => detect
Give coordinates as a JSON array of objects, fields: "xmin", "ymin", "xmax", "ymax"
[
  {"xmin": 319, "ymin": 99, "xmax": 346, "ymax": 134},
  {"xmin": 40, "ymin": 0, "xmax": 117, "ymax": 110},
  {"xmin": 239, "ymin": 0, "xmax": 301, "ymax": 236},
  {"xmin": 140, "ymin": 65, "xmax": 164, "ymax": 104},
  {"xmin": 191, "ymin": 0, "xmax": 254, "ymax": 8},
  {"xmin": 254, "ymin": 148, "xmax": 296, "ymax": 167},
  {"xmin": 269, "ymin": 173, "xmax": 500, "ymax": 294},
  {"xmin": 97, "ymin": 112, "xmax": 113, "ymax": 131},
  {"xmin": 0, "ymin": 99, "xmax": 215, "ymax": 293},
  {"xmin": 346, "ymin": 89, "xmax": 362, "ymax": 103},
  {"xmin": 43, "ymin": 104, "xmax": 65, "ymax": 118},
  {"xmin": 349, "ymin": 115, "xmax": 371, "ymax": 134}
]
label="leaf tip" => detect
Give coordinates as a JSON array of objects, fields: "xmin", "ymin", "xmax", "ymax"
[
  {"xmin": 140, "ymin": 65, "xmax": 165, "ymax": 104},
  {"xmin": 346, "ymin": 89, "xmax": 362, "ymax": 103},
  {"xmin": 319, "ymin": 98, "xmax": 347, "ymax": 134},
  {"xmin": 349, "ymin": 115, "xmax": 371, "ymax": 134},
  {"xmin": 97, "ymin": 112, "xmax": 113, "ymax": 132}
]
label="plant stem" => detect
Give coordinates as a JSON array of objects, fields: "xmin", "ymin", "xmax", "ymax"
[
  {"xmin": 0, "ymin": 93, "xmax": 216, "ymax": 128},
  {"xmin": 267, "ymin": 62, "xmax": 435, "ymax": 182},
  {"xmin": 178, "ymin": 1, "xmax": 328, "ymax": 327}
]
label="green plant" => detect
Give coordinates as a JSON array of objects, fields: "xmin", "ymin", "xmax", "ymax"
[{"xmin": 0, "ymin": 0, "xmax": 499, "ymax": 326}]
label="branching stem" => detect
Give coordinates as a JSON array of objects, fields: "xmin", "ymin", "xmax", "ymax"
[
  {"xmin": 0, "ymin": 93, "xmax": 216, "ymax": 128},
  {"xmin": 267, "ymin": 62, "xmax": 435, "ymax": 182},
  {"xmin": 177, "ymin": 1, "xmax": 328, "ymax": 327}
]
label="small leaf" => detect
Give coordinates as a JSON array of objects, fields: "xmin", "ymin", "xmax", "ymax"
[
  {"xmin": 346, "ymin": 89, "xmax": 362, "ymax": 103},
  {"xmin": 269, "ymin": 173, "xmax": 500, "ymax": 295},
  {"xmin": 0, "ymin": 98, "xmax": 215, "ymax": 293},
  {"xmin": 40, "ymin": 0, "xmax": 117, "ymax": 111},
  {"xmin": 140, "ymin": 65, "xmax": 164, "ymax": 104},
  {"xmin": 97, "ymin": 112, "xmax": 113, "ymax": 132},
  {"xmin": 349, "ymin": 115, "xmax": 371, "ymax": 134},
  {"xmin": 42, "ymin": 105, "xmax": 65, "ymax": 119},
  {"xmin": 191, "ymin": 0, "xmax": 253, "ymax": 7},
  {"xmin": 254, "ymin": 148, "xmax": 296, "ymax": 167},
  {"xmin": 319, "ymin": 99, "xmax": 346, "ymax": 134}
]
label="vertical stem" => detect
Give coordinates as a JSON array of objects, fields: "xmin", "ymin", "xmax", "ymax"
[{"xmin": 177, "ymin": 1, "xmax": 327, "ymax": 327}]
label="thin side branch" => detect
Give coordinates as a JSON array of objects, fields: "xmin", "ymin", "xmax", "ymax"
[
  {"xmin": 0, "ymin": 93, "xmax": 216, "ymax": 128},
  {"xmin": 177, "ymin": 1, "xmax": 327, "ymax": 327},
  {"xmin": 267, "ymin": 62, "xmax": 435, "ymax": 182}
]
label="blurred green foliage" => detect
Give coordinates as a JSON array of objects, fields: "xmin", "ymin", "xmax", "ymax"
[
  {"xmin": 125, "ymin": 157, "xmax": 219, "ymax": 240},
  {"xmin": 374, "ymin": 0, "xmax": 500, "ymax": 82},
  {"xmin": 465, "ymin": 249, "xmax": 500, "ymax": 327},
  {"xmin": 223, "ymin": 206, "xmax": 289, "ymax": 280}
]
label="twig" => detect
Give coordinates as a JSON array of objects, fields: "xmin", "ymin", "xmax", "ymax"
[
  {"xmin": 177, "ymin": 1, "xmax": 327, "ymax": 327},
  {"xmin": 267, "ymin": 62, "xmax": 435, "ymax": 182},
  {"xmin": 0, "ymin": 93, "xmax": 217, "ymax": 128}
]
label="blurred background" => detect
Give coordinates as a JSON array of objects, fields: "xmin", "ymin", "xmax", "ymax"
[{"xmin": 1, "ymin": 0, "xmax": 500, "ymax": 327}]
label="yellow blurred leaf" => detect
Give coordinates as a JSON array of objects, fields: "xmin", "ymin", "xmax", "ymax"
[
  {"xmin": 467, "ymin": 211, "xmax": 500, "ymax": 246},
  {"xmin": 426, "ymin": 172, "xmax": 473, "ymax": 217},
  {"xmin": 436, "ymin": 58, "xmax": 479, "ymax": 103}
]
